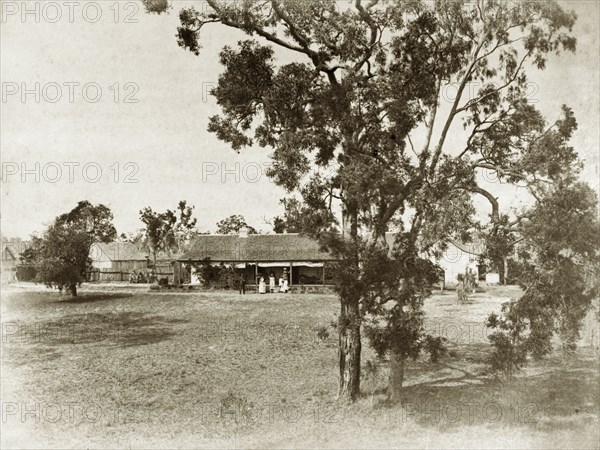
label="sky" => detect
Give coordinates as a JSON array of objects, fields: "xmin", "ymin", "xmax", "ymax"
[{"xmin": 1, "ymin": 0, "xmax": 599, "ymax": 239}]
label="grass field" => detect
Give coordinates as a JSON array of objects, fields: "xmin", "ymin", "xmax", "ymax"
[{"xmin": 1, "ymin": 284, "xmax": 598, "ymax": 449}]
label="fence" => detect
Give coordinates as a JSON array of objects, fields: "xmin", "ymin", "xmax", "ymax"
[{"xmin": 87, "ymin": 269, "xmax": 175, "ymax": 283}]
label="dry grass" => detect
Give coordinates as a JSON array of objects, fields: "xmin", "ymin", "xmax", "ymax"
[{"xmin": 1, "ymin": 284, "xmax": 598, "ymax": 449}]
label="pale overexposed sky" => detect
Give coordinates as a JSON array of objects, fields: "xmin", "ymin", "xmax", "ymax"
[{"xmin": 1, "ymin": 0, "xmax": 598, "ymax": 238}]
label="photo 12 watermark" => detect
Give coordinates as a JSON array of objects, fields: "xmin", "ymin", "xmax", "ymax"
[
  {"xmin": 201, "ymin": 161, "xmax": 273, "ymax": 185},
  {"xmin": 196, "ymin": 400, "xmax": 340, "ymax": 426},
  {"xmin": 440, "ymin": 80, "xmax": 539, "ymax": 106},
  {"xmin": 2, "ymin": 82, "xmax": 139, "ymax": 104},
  {"xmin": 196, "ymin": 320, "xmax": 336, "ymax": 346},
  {"xmin": 1, "ymin": 1, "xmax": 140, "ymax": 24},
  {"xmin": 1, "ymin": 401, "xmax": 123, "ymax": 425},
  {"xmin": 2, "ymin": 321, "xmax": 126, "ymax": 345},
  {"xmin": 425, "ymin": 320, "xmax": 491, "ymax": 345},
  {"xmin": 1, "ymin": 162, "xmax": 140, "ymax": 184},
  {"xmin": 400, "ymin": 401, "xmax": 539, "ymax": 425}
]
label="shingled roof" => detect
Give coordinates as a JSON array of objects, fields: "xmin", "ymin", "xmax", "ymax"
[
  {"xmin": 180, "ymin": 233, "xmax": 338, "ymax": 262},
  {"xmin": 179, "ymin": 233, "xmax": 484, "ymax": 262}
]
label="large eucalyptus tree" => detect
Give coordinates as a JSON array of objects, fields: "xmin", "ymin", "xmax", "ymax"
[{"xmin": 144, "ymin": 0, "xmax": 589, "ymax": 401}]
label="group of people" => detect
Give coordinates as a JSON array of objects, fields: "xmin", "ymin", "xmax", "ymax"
[
  {"xmin": 258, "ymin": 271, "xmax": 289, "ymax": 294},
  {"xmin": 238, "ymin": 269, "xmax": 290, "ymax": 294},
  {"xmin": 129, "ymin": 270, "xmax": 158, "ymax": 284},
  {"xmin": 456, "ymin": 268, "xmax": 478, "ymax": 304},
  {"xmin": 129, "ymin": 270, "xmax": 148, "ymax": 284}
]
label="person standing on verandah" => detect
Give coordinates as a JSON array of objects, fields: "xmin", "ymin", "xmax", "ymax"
[
  {"xmin": 269, "ymin": 272, "xmax": 276, "ymax": 293},
  {"xmin": 238, "ymin": 273, "xmax": 246, "ymax": 295},
  {"xmin": 258, "ymin": 276, "xmax": 266, "ymax": 294},
  {"xmin": 281, "ymin": 268, "xmax": 290, "ymax": 293}
]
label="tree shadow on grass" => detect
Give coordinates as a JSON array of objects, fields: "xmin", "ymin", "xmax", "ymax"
[
  {"xmin": 373, "ymin": 353, "xmax": 599, "ymax": 432},
  {"xmin": 3, "ymin": 291, "xmax": 137, "ymax": 316},
  {"xmin": 25, "ymin": 311, "xmax": 189, "ymax": 349},
  {"xmin": 50, "ymin": 292, "xmax": 135, "ymax": 304}
]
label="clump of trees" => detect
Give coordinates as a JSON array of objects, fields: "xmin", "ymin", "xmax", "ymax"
[
  {"xmin": 139, "ymin": 200, "xmax": 198, "ymax": 267},
  {"xmin": 146, "ymin": 0, "xmax": 596, "ymax": 401},
  {"xmin": 215, "ymin": 214, "xmax": 257, "ymax": 234},
  {"xmin": 272, "ymin": 198, "xmax": 303, "ymax": 233},
  {"xmin": 21, "ymin": 201, "xmax": 116, "ymax": 296}
]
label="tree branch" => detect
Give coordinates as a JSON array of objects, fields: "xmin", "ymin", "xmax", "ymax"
[{"xmin": 458, "ymin": 184, "xmax": 500, "ymax": 223}]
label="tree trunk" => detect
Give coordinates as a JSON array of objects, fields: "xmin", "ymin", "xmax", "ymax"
[
  {"xmin": 338, "ymin": 296, "xmax": 361, "ymax": 401},
  {"xmin": 388, "ymin": 351, "xmax": 405, "ymax": 403},
  {"xmin": 503, "ymin": 256, "xmax": 508, "ymax": 285},
  {"xmin": 338, "ymin": 206, "xmax": 361, "ymax": 401},
  {"xmin": 69, "ymin": 283, "xmax": 77, "ymax": 297}
]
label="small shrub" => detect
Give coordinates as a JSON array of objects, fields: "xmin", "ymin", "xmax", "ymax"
[
  {"xmin": 218, "ymin": 391, "xmax": 255, "ymax": 424},
  {"xmin": 424, "ymin": 335, "xmax": 447, "ymax": 363},
  {"xmin": 486, "ymin": 301, "xmax": 529, "ymax": 380},
  {"xmin": 316, "ymin": 324, "xmax": 330, "ymax": 341}
]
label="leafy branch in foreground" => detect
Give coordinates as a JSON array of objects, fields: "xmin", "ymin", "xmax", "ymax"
[{"xmin": 486, "ymin": 180, "xmax": 600, "ymax": 379}]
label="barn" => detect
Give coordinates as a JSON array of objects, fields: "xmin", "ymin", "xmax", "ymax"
[{"xmin": 89, "ymin": 242, "xmax": 179, "ymax": 283}]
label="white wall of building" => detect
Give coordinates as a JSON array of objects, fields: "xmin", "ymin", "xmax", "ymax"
[{"xmin": 438, "ymin": 243, "xmax": 480, "ymax": 284}]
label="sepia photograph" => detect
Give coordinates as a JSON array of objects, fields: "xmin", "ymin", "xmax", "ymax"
[{"xmin": 1, "ymin": 0, "xmax": 599, "ymax": 448}]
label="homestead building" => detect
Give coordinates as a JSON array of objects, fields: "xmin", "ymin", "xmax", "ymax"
[
  {"xmin": 175, "ymin": 229, "xmax": 337, "ymax": 288},
  {"xmin": 176, "ymin": 230, "xmax": 498, "ymax": 288}
]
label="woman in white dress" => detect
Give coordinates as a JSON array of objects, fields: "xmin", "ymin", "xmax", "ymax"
[
  {"xmin": 281, "ymin": 268, "xmax": 290, "ymax": 293},
  {"xmin": 269, "ymin": 272, "xmax": 276, "ymax": 293},
  {"xmin": 258, "ymin": 276, "xmax": 266, "ymax": 294}
]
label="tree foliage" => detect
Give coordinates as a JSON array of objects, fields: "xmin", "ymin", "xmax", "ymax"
[
  {"xmin": 272, "ymin": 198, "xmax": 305, "ymax": 233},
  {"xmin": 139, "ymin": 201, "xmax": 198, "ymax": 267},
  {"xmin": 56, "ymin": 200, "xmax": 117, "ymax": 243},
  {"xmin": 487, "ymin": 179, "xmax": 600, "ymax": 376},
  {"xmin": 215, "ymin": 214, "xmax": 257, "ymax": 234},
  {"xmin": 25, "ymin": 201, "xmax": 117, "ymax": 296}
]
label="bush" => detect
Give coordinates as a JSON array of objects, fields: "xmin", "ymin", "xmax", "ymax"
[
  {"xmin": 193, "ymin": 261, "xmax": 240, "ymax": 290},
  {"xmin": 16, "ymin": 265, "xmax": 36, "ymax": 282},
  {"xmin": 486, "ymin": 302, "xmax": 530, "ymax": 380},
  {"xmin": 316, "ymin": 324, "xmax": 330, "ymax": 341}
]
